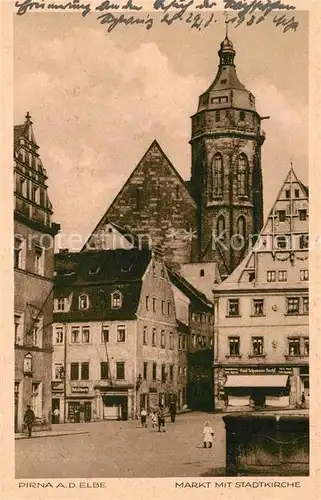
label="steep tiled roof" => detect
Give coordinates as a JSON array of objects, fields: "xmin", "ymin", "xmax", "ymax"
[
  {"xmin": 14, "ymin": 124, "xmax": 27, "ymax": 152},
  {"xmin": 167, "ymin": 268, "xmax": 213, "ymax": 311}
]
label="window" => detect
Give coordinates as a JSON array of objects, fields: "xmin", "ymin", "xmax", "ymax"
[
  {"xmin": 111, "ymin": 292, "xmax": 122, "ymax": 309},
  {"xmin": 143, "ymin": 326, "xmax": 148, "ymax": 345},
  {"xmin": 117, "ymin": 325, "xmax": 126, "ymax": 342},
  {"xmin": 161, "ymin": 330, "xmax": 165, "ymax": 348},
  {"xmin": 55, "ymin": 326, "xmax": 64, "ymax": 344},
  {"xmin": 237, "ymin": 215, "xmax": 246, "ymax": 240},
  {"xmin": 299, "ymin": 234, "xmax": 309, "ymax": 249},
  {"xmin": 288, "ymin": 338, "xmax": 300, "ymax": 356},
  {"xmin": 14, "ymin": 237, "xmax": 23, "ymax": 269},
  {"xmin": 216, "ymin": 215, "xmax": 226, "ymax": 240},
  {"xmin": 302, "ymin": 297, "xmax": 309, "ymax": 314},
  {"xmin": 183, "ymin": 367, "xmax": 187, "ymax": 376},
  {"xmin": 33, "ymin": 319, "xmax": 42, "ymax": 347},
  {"xmin": 237, "ymin": 154, "xmax": 248, "ymax": 197},
  {"xmin": 35, "ymin": 247, "xmax": 44, "ymax": 275},
  {"xmin": 276, "ymin": 236, "xmax": 287, "ymax": 249},
  {"xmin": 211, "ymin": 154, "xmax": 223, "ymax": 197},
  {"xmin": 152, "ymin": 363, "xmax": 157, "ymax": 381},
  {"xmin": 178, "ymin": 366, "xmax": 182, "ymax": 376},
  {"xmin": 287, "ymin": 297, "xmax": 300, "ymax": 315},
  {"xmin": 152, "ymin": 297, "xmax": 156, "ymax": 312},
  {"xmin": 303, "ymin": 338, "xmax": 309, "ymax": 355},
  {"xmin": 169, "ymin": 332, "xmax": 174, "ymax": 350},
  {"xmin": 100, "ymin": 362, "xmax": 109, "ymax": 380},
  {"xmin": 70, "ymin": 363, "xmax": 79, "ymax": 380},
  {"xmin": 200, "ymin": 269, "xmax": 205, "ymax": 277},
  {"xmin": 295, "ymin": 189, "xmax": 300, "ymax": 198},
  {"xmin": 14, "ymin": 314, "xmax": 23, "ymax": 345},
  {"xmin": 228, "ymin": 299, "xmax": 239, "ymax": 316},
  {"xmin": 167, "ymin": 302, "xmax": 172, "ymax": 315},
  {"xmin": 80, "ymin": 362, "xmax": 89, "ymax": 380},
  {"xmin": 299, "ymin": 209, "xmax": 307, "ymax": 221},
  {"xmin": 252, "ymin": 337, "xmax": 264, "ymax": 355},
  {"xmin": 278, "ymin": 270, "xmax": 287, "ymax": 282},
  {"xmin": 178, "ymin": 335, "xmax": 182, "ymax": 350},
  {"xmin": 71, "ymin": 327, "xmax": 80, "ymax": 343},
  {"xmin": 79, "ymin": 294, "xmax": 89, "ymax": 310},
  {"xmin": 54, "ymin": 363, "xmax": 63, "ymax": 380},
  {"xmin": 152, "ymin": 328, "xmax": 156, "ymax": 346},
  {"xmin": 215, "ymin": 110, "xmax": 220, "ymax": 122},
  {"xmin": 278, "ymin": 210, "xmax": 286, "ymax": 222},
  {"xmin": 161, "ymin": 364, "xmax": 166, "ymax": 383},
  {"xmin": 253, "ymin": 299, "xmax": 264, "ymax": 316},
  {"xmin": 300, "ymin": 269, "xmax": 309, "ymax": 281},
  {"xmin": 57, "ymin": 298, "xmax": 65, "ymax": 311},
  {"xmin": 116, "ymin": 362, "xmax": 125, "ymax": 380},
  {"xmin": 239, "ymin": 110, "xmax": 245, "ymax": 121},
  {"xmin": 101, "ymin": 325, "xmax": 109, "ymax": 343},
  {"xmin": 267, "ymin": 271, "xmax": 276, "ymax": 282},
  {"xmin": 31, "ymin": 382, "xmax": 41, "ymax": 418},
  {"xmin": 143, "ymin": 362, "xmax": 148, "ymax": 380},
  {"xmin": 169, "ymin": 365, "xmax": 174, "ymax": 381},
  {"xmin": 136, "ymin": 187, "xmax": 142, "ymax": 210},
  {"xmin": 229, "ymin": 337, "xmax": 240, "ymax": 356},
  {"xmin": 31, "ymin": 186, "xmax": 39, "ymax": 204},
  {"xmin": 145, "ymin": 296, "xmax": 149, "ymax": 310},
  {"xmin": 82, "ymin": 326, "xmax": 90, "ymax": 343},
  {"xmin": 161, "ymin": 300, "xmax": 165, "ymax": 315},
  {"xmin": 192, "ymin": 334, "xmax": 196, "ymax": 347},
  {"xmin": 285, "ymin": 189, "xmax": 290, "ymax": 199},
  {"xmin": 182, "ymin": 335, "xmax": 187, "ymax": 350}
]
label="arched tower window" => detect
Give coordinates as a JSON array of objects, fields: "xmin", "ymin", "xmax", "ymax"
[
  {"xmin": 237, "ymin": 215, "xmax": 247, "ymax": 240},
  {"xmin": 211, "ymin": 153, "xmax": 223, "ymax": 198},
  {"xmin": 237, "ymin": 154, "xmax": 249, "ymax": 196},
  {"xmin": 216, "ymin": 215, "xmax": 226, "ymax": 239}
]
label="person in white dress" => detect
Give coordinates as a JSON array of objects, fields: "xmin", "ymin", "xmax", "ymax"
[{"xmin": 203, "ymin": 421, "xmax": 214, "ymax": 449}]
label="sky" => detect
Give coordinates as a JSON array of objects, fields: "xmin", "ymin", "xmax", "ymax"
[{"xmin": 14, "ymin": 11, "xmax": 309, "ymax": 250}]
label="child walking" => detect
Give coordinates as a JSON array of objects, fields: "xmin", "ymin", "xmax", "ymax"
[{"xmin": 203, "ymin": 421, "xmax": 214, "ymax": 449}]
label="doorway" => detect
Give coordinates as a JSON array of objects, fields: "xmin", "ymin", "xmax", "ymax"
[{"xmin": 84, "ymin": 402, "xmax": 92, "ymax": 422}]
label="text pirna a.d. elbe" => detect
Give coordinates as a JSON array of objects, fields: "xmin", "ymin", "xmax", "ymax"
[{"xmin": 18, "ymin": 482, "xmax": 106, "ymax": 489}]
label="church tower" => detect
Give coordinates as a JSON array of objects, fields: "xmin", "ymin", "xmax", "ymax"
[{"xmin": 190, "ymin": 27, "xmax": 265, "ymax": 278}]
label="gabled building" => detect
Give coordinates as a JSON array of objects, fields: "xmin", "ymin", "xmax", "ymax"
[
  {"xmin": 213, "ymin": 167, "xmax": 309, "ymax": 411},
  {"xmin": 14, "ymin": 113, "xmax": 60, "ymax": 432},
  {"xmin": 52, "ymin": 248, "xmax": 182, "ymax": 422}
]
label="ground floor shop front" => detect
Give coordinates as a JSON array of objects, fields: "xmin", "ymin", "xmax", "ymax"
[{"xmin": 214, "ymin": 364, "xmax": 309, "ymax": 412}]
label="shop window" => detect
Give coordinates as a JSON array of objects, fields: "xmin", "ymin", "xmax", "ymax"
[
  {"xmin": 161, "ymin": 364, "xmax": 166, "ymax": 383},
  {"xmin": 71, "ymin": 327, "xmax": 80, "ymax": 343},
  {"xmin": 143, "ymin": 362, "xmax": 148, "ymax": 380},
  {"xmin": 228, "ymin": 299, "xmax": 240, "ymax": 316},
  {"xmin": 143, "ymin": 326, "xmax": 148, "ymax": 345},
  {"xmin": 161, "ymin": 330, "xmax": 165, "ymax": 348},
  {"xmin": 152, "ymin": 362, "xmax": 157, "ymax": 381},
  {"xmin": 116, "ymin": 362, "xmax": 125, "ymax": 380},
  {"xmin": 278, "ymin": 270, "xmax": 287, "ymax": 282},
  {"xmin": 111, "ymin": 291, "xmax": 122, "ymax": 309},
  {"xmin": 169, "ymin": 365, "xmax": 174, "ymax": 381},
  {"xmin": 252, "ymin": 337, "xmax": 264, "ymax": 355},
  {"xmin": 79, "ymin": 294, "xmax": 89, "ymax": 310},
  {"xmin": 288, "ymin": 338, "xmax": 300, "ymax": 356},
  {"xmin": 303, "ymin": 338, "xmax": 309, "ymax": 356},
  {"xmin": 32, "ymin": 382, "xmax": 42, "ymax": 418},
  {"xmin": 169, "ymin": 332, "xmax": 174, "ymax": 350},
  {"xmin": 278, "ymin": 210, "xmax": 286, "ymax": 222},
  {"xmin": 287, "ymin": 297, "xmax": 300, "ymax": 315},
  {"xmin": 152, "ymin": 328, "xmax": 157, "ymax": 346},
  {"xmin": 300, "ymin": 269, "xmax": 308, "ymax": 281},
  {"xmin": 70, "ymin": 363, "xmax": 79, "ymax": 380},
  {"xmin": 229, "ymin": 336, "xmax": 240, "ymax": 356},
  {"xmin": 55, "ymin": 326, "xmax": 64, "ymax": 344},
  {"xmin": 253, "ymin": 299, "xmax": 264, "ymax": 316},
  {"xmin": 302, "ymin": 297, "xmax": 309, "ymax": 314},
  {"xmin": 117, "ymin": 325, "xmax": 126, "ymax": 342},
  {"xmin": 267, "ymin": 270, "xmax": 276, "ymax": 282},
  {"xmin": 100, "ymin": 362, "xmax": 109, "ymax": 380},
  {"xmin": 299, "ymin": 209, "xmax": 307, "ymax": 221},
  {"xmin": 101, "ymin": 325, "xmax": 109, "ymax": 343}
]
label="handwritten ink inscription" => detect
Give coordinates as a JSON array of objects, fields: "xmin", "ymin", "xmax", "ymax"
[{"xmin": 14, "ymin": 0, "xmax": 300, "ymax": 33}]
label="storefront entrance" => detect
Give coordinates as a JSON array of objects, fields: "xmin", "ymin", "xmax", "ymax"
[{"xmin": 102, "ymin": 395, "xmax": 128, "ymax": 420}]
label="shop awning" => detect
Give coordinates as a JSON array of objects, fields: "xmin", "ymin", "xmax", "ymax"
[{"xmin": 224, "ymin": 375, "xmax": 289, "ymax": 388}]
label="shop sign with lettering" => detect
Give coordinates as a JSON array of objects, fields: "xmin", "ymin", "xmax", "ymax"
[
  {"xmin": 71, "ymin": 386, "xmax": 89, "ymax": 393},
  {"xmin": 224, "ymin": 366, "xmax": 293, "ymax": 375}
]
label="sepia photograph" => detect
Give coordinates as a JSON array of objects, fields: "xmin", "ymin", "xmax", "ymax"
[{"xmin": 11, "ymin": 4, "xmax": 311, "ymax": 482}]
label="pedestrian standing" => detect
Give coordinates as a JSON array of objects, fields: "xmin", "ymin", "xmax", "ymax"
[
  {"xmin": 24, "ymin": 405, "xmax": 35, "ymax": 438},
  {"xmin": 301, "ymin": 392, "xmax": 306, "ymax": 408},
  {"xmin": 151, "ymin": 410, "xmax": 157, "ymax": 428},
  {"xmin": 53, "ymin": 407, "xmax": 60, "ymax": 424},
  {"xmin": 203, "ymin": 420, "xmax": 214, "ymax": 449},
  {"xmin": 169, "ymin": 399, "xmax": 177, "ymax": 423},
  {"xmin": 157, "ymin": 406, "xmax": 166, "ymax": 432},
  {"xmin": 140, "ymin": 407, "xmax": 148, "ymax": 427}
]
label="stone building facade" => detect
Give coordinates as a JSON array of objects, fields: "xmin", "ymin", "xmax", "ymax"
[
  {"xmin": 52, "ymin": 249, "xmax": 183, "ymax": 422},
  {"xmin": 213, "ymin": 168, "xmax": 309, "ymax": 411},
  {"xmin": 14, "ymin": 113, "xmax": 59, "ymax": 432}
]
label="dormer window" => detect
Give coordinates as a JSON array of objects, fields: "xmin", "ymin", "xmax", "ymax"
[
  {"xmin": 79, "ymin": 293, "xmax": 89, "ymax": 310},
  {"xmin": 111, "ymin": 291, "xmax": 122, "ymax": 309}
]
